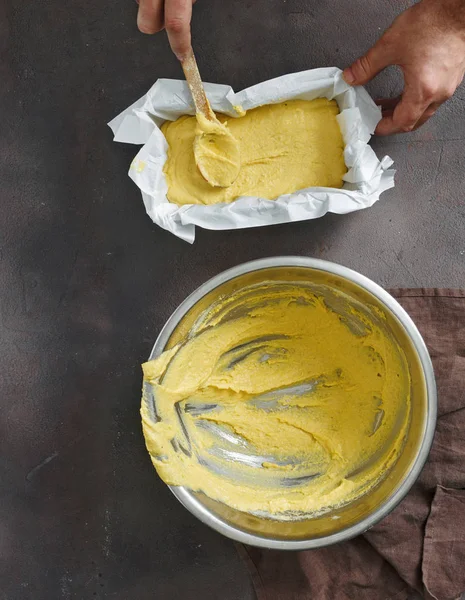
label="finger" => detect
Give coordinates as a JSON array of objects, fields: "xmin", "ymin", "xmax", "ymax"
[
  {"xmin": 377, "ymin": 97, "xmax": 399, "ymax": 122},
  {"xmin": 375, "ymin": 90, "xmax": 429, "ymax": 135},
  {"xmin": 380, "ymin": 109, "xmax": 394, "ymax": 121},
  {"xmin": 376, "ymin": 96, "xmax": 401, "ymax": 111},
  {"xmin": 138, "ymin": 0, "xmax": 164, "ymax": 34},
  {"xmin": 343, "ymin": 37, "xmax": 395, "ymax": 86},
  {"xmin": 165, "ymin": 0, "xmax": 193, "ymax": 60},
  {"xmin": 411, "ymin": 102, "xmax": 441, "ymax": 131}
]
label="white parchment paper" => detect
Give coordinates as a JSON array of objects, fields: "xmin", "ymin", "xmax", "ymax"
[{"xmin": 109, "ymin": 67, "xmax": 394, "ymax": 243}]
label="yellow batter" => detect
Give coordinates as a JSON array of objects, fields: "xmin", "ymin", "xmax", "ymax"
[
  {"xmin": 193, "ymin": 113, "xmax": 241, "ymax": 188},
  {"xmin": 161, "ymin": 99, "xmax": 346, "ymax": 206},
  {"xmin": 141, "ymin": 282, "xmax": 410, "ymax": 519}
]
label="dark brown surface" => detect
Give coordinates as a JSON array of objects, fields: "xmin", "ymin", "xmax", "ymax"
[{"xmin": 1, "ymin": 0, "xmax": 464, "ymax": 599}]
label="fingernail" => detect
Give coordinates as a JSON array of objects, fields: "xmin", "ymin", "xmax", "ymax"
[{"xmin": 343, "ymin": 68, "xmax": 355, "ymax": 85}]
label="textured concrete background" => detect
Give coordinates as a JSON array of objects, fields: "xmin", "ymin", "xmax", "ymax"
[{"xmin": 1, "ymin": 0, "xmax": 464, "ymax": 598}]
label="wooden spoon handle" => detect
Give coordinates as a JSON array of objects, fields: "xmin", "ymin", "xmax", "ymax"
[{"xmin": 181, "ymin": 48, "xmax": 217, "ymax": 122}]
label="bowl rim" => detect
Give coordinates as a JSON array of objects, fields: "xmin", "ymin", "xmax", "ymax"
[{"xmin": 148, "ymin": 256, "xmax": 437, "ymax": 550}]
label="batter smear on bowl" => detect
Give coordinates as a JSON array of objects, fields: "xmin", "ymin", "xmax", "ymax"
[
  {"xmin": 141, "ymin": 281, "xmax": 411, "ymax": 520},
  {"xmin": 161, "ymin": 99, "xmax": 347, "ymax": 206}
]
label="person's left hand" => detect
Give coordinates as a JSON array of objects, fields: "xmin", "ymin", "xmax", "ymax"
[{"xmin": 343, "ymin": 0, "xmax": 465, "ymax": 135}]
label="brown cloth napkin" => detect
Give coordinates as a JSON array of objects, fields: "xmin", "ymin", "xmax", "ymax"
[{"xmin": 237, "ymin": 289, "xmax": 465, "ymax": 600}]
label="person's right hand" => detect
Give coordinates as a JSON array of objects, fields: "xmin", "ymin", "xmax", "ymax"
[
  {"xmin": 137, "ymin": 0, "xmax": 196, "ymax": 61},
  {"xmin": 343, "ymin": 0, "xmax": 465, "ymax": 134}
]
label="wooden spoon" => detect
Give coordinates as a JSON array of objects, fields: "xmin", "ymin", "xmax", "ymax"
[{"xmin": 181, "ymin": 48, "xmax": 241, "ymax": 188}]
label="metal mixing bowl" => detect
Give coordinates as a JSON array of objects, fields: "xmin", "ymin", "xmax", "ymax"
[{"xmin": 148, "ymin": 257, "xmax": 436, "ymax": 549}]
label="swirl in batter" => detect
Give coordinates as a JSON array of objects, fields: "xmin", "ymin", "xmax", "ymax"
[{"xmin": 141, "ymin": 282, "xmax": 410, "ymax": 519}]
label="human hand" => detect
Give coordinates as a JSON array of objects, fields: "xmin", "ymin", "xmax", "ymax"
[
  {"xmin": 137, "ymin": 0, "xmax": 196, "ymax": 60},
  {"xmin": 343, "ymin": 0, "xmax": 465, "ymax": 135}
]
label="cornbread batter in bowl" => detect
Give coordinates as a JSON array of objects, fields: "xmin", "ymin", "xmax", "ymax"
[
  {"xmin": 161, "ymin": 99, "xmax": 346, "ymax": 206},
  {"xmin": 141, "ymin": 259, "xmax": 434, "ymax": 541},
  {"xmin": 142, "ymin": 279, "xmax": 410, "ymax": 519}
]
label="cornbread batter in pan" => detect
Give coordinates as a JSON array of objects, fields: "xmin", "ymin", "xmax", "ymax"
[
  {"xmin": 161, "ymin": 99, "xmax": 346, "ymax": 206},
  {"xmin": 193, "ymin": 113, "xmax": 241, "ymax": 188},
  {"xmin": 141, "ymin": 282, "xmax": 410, "ymax": 519}
]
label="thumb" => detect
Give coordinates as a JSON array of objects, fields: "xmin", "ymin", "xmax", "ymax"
[{"xmin": 343, "ymin": 40, "xmax": 393, "ymax": 86}]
